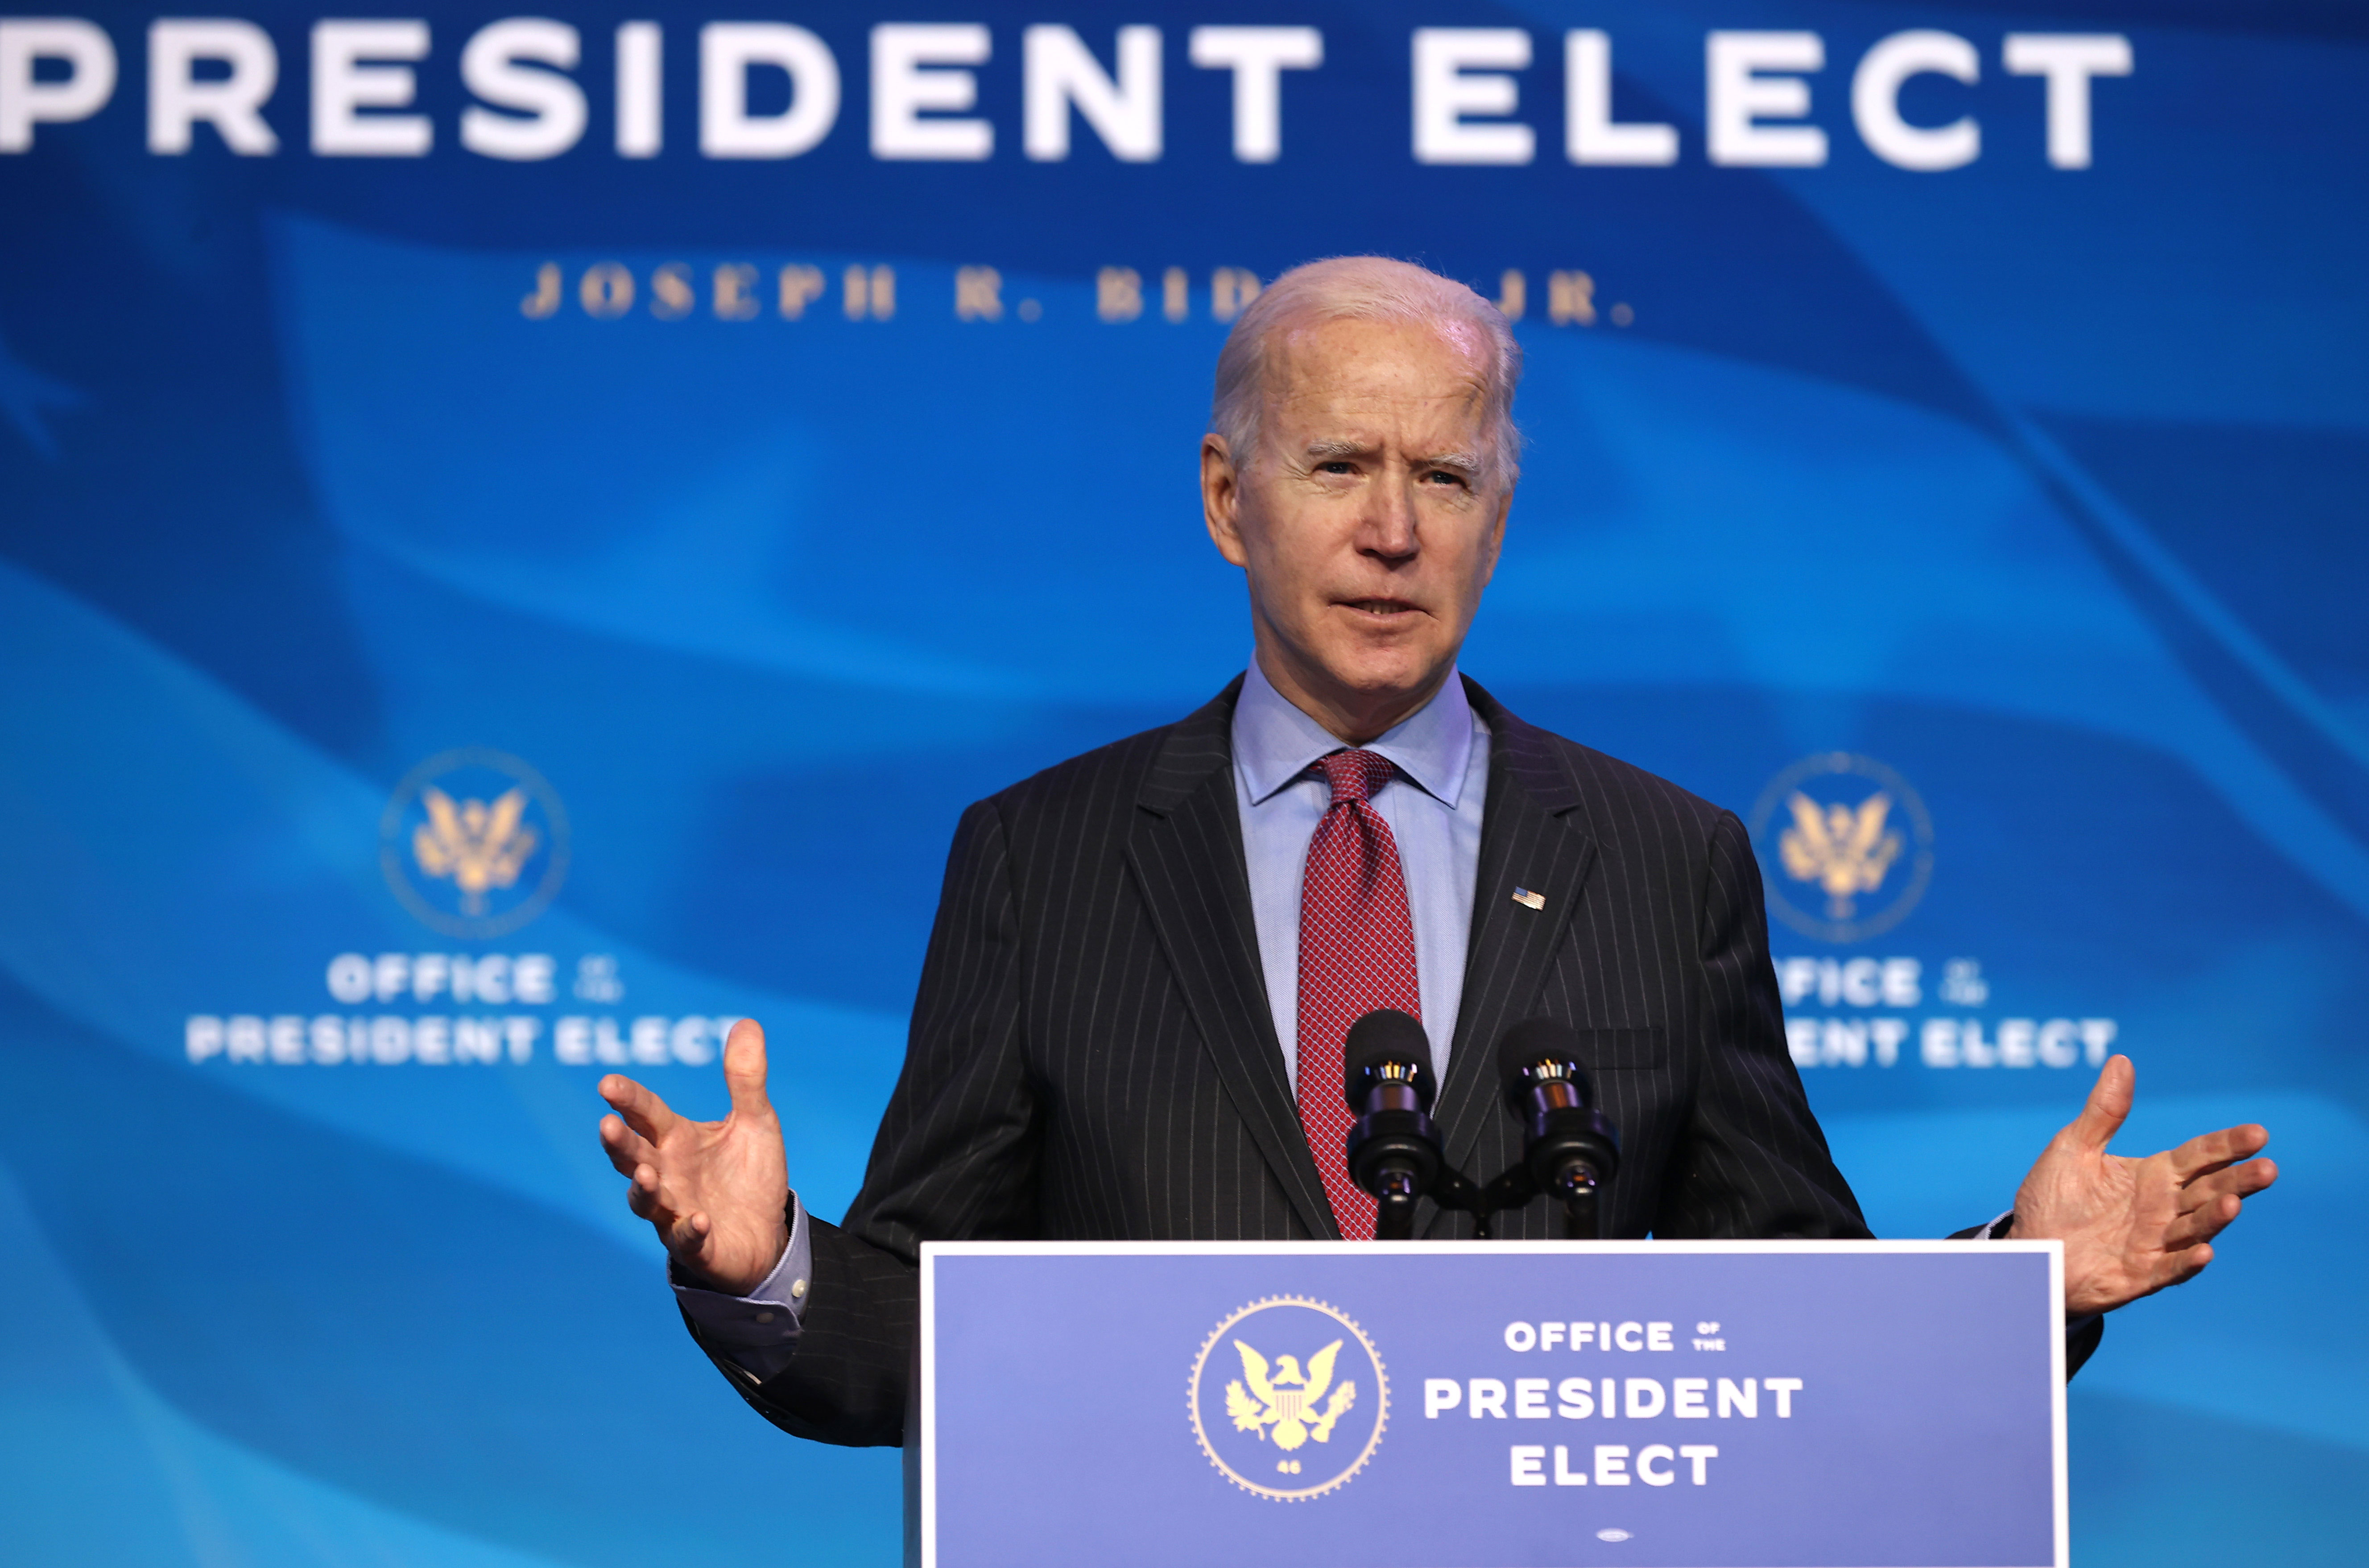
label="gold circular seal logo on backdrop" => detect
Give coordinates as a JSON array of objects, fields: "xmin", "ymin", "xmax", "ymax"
[
  {"xmin": 380, "ymin": 747, "xmax": 571, "ymax": 939},
  {"xmin": 1187, "ymin": 1296, "xmax": 1388, "ymax": 1501},
  {"xmin": 1749, "ymin": 752, "xmax": 1934, "ymax": 944}
]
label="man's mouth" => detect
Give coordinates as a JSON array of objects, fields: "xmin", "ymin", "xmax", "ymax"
[{"xmin": 1340, "ymin": 598, "xmax": 1420, "ymax": 618}]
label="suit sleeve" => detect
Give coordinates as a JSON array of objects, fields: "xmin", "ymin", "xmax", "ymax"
[
  {"xmin": 689, "ymin": 795, "xmax": 1044, "ymax": 1446},
  {"xmin": 1651, "ymin": 809, "xmax": 1873, "ymax": 1242}
]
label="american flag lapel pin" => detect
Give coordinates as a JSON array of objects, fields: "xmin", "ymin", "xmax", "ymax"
[{"xmin": 1512, "ymin": 887, "xmax": 1546, "ymax": 911}]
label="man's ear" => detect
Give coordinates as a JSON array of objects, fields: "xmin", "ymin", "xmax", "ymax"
[
  {"xmin": 1202, "ymin": 435, "xmax": 1251, "ymax": 567},
  {"xmin": 1478, "ymin": 484, "xmax": 1513, "ymax": 586}
]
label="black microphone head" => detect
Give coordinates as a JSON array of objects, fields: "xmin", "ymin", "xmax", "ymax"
[
  {"xmin": 1342, "ymin": 1009, "xmax": 1436, "ymax": 1112},
  {"xmin": 1498, "ymin": 1018, "xmax": 1596, "ymax": 1111}
]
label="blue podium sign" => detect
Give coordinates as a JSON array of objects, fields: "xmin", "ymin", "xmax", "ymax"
[{"xmin": 918, "ymin": 1241, "xmax": 2066, "ymax": 1568}]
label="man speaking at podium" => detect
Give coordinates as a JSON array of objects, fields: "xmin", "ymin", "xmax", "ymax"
[{"xmin": 595, "ymin": 258, "xmax": 2275, "ymax": 1447}]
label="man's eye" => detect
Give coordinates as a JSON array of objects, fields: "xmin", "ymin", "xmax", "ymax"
[
  {"xmin": 1423, "ymin": 470, "xmax": 1467, "ymax": 486},
  {"xmin": 1317, "ymin": 461, "xmax": 1356, "ymax": 475}
]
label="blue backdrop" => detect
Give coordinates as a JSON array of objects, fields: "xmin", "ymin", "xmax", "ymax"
[{"xmin": 1, "ymin": 4, "xmax": 2362, "ymax": 1564}]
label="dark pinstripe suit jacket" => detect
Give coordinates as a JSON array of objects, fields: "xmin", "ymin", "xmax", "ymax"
[{"xmin": 697, "ymin": 675, "xmax": 2088, "ymax": 1445}]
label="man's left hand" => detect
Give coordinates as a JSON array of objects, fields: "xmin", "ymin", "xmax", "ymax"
[{"xmin": 2010, "ymin": 1054, "xmax": 2277, "ymax": 1316}]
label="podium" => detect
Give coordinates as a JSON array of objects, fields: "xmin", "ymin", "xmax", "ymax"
[{"xmin": 913, "ymin": 1240, "xmax": 2067, "ymax": 1568}]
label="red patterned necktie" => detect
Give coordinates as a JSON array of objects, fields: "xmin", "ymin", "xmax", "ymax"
[{"xmin": 1296, "ymin": 749, "xmax": 1422, "ymax": 1241}]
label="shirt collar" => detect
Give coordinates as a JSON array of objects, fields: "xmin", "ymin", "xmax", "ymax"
[{"xmin": 1232, "ymin": 656, "xmax": 1476, "ymax": 810}]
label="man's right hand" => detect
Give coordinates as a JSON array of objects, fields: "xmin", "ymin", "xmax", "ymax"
[{"xmin": 598, "ymin": 1017, "xmax": 790, "ymax": 1296}]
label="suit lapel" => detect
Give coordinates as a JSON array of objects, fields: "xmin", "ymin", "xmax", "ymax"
[
  {"xmin": 1124, "ymin": 680, "xmax": 1340, "ymax": 1241},
  {"xmin": 1432, "ymin": 679, "xmax": 1602, "ymax": 1180}
]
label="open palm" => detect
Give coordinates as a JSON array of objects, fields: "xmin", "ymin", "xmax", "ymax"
[
  {"xmin": 2012, "ymin": 1055, "xmax": 2276, "ymax": 1316},
  {"xmin": 598, "ymin": 1018, "xmax": 791, "ymax": 1296}
]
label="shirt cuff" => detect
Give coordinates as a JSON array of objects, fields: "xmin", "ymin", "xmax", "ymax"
[{"xmin": 671, "ymin": 1193, "xmax": 811, "ymax": 1381}]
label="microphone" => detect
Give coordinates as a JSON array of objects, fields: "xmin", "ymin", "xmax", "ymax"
[
  {"xmin": 1340, "ymin": 1009, "xmax": 1443, "ymax": 1240},
  {"xmin": 1497, "ymin": 1019, "xmax": 1622, "ymax": 1239}
]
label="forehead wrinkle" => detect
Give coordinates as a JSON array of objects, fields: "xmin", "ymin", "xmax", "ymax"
[
  {"xmin": 1257, "ymin": 319, "xmax": 1509, "ymax": 481},
  {"xmin": 1268, "ymin": 320, "xmax": 1488, "ymax": 398},
  {"xmin": 1280, "ymin": 376, "xmax": 1493, "ymax": 434}
]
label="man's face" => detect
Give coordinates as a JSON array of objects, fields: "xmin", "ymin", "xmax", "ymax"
[{"xmin": 1202, "ymin": 314, "xmax": 1512, "ymax": 741}]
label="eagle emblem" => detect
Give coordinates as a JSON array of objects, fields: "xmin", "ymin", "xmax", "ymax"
[
  {"xmin": 1224, "ymin": 1337, "xmax": 1356, "ymax": 1452},
  {"xmin": 412, "ymin": 786, "xmax": 540, "ymax": 916},
  {"xmin": 1778, "ymin": 789, "xmax": 1902, "ymax": 920},
  {"xmin": 1190, "ymin": 1296, "xmax": 1388, "ymax": 1499}
]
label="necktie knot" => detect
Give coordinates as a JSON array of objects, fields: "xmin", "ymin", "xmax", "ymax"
[{"xmin": 1315, "ymin": 749, "xmax": 1395, "ymax": 807}]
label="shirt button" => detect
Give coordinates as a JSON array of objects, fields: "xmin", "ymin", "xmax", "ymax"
[
  {"xmin": 754, "ymin": 1311, "xmax": 774, "ymax": 1324},
  {"xmin": 790, "ymin": 1278, "xmax": 809, "ymax": 1300}
]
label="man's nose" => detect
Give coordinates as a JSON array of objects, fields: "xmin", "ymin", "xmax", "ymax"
[{"xmin": 1356, "ymin": 474, "xmax": 1420, "ymax": 561}]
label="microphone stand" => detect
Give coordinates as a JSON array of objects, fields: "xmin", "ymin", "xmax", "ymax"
[
  {"xmin": 1552, "ymin": 1166, "xmax": 1602, "ymax": 1241},
  {"xmin": 1417, "ymin": 1162, "xmax": 1601, "ymax": 1240},
  {"xmin": 1344, "ymin": 1083, "xmax": 1549, "ymax": 1241},
  {"xmin": 1371, "ymin": 1167, "xmax": 1420, "ymax": 1241}
]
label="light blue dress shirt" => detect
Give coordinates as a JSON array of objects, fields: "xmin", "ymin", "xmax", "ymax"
[
  {"xmin": 674, "ymin": 666, "xmax": 1491, "ymax": 1373},
  {"xmin": 1232, "ymin": 658, "xmax": 1491, "ymax": 1093}
]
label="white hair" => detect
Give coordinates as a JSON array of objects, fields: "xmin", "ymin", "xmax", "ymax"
[{"xmin": 1208, "ymin": 256, "xmax": 1523, "ymax": 485}]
